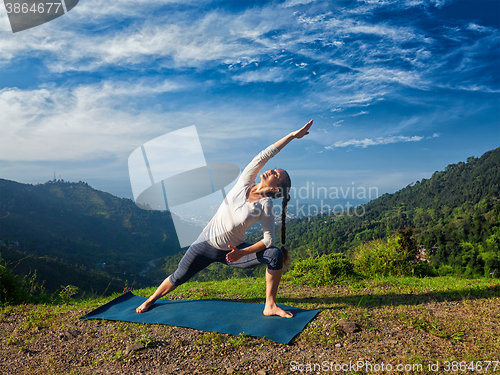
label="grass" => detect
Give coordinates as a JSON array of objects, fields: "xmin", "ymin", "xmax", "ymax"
[
  {"xmin": 1, "ymin": 275, "xmax": 499, "ymax": 374},
  {"xmin": 135, "ymin": 277, "xmax": 267, "ymax": 302}
]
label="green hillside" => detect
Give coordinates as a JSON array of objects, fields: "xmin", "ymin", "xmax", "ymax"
[
  {"xmin": 284, "ymin": 148, "xmax": 500, "ymax": 277},
  {"xmin": 159, "ymin": 148, "xmax": 500, "ymax": 281},
  {"xmin": 1, "ymin": 148, "xmax": 498, "ymax": 295},
  {"xmin": 0, "ymin": 179, "xmax": 184, "ymax": 291},
  {"xmin": 0, "ymin": 245, "xmax": 127, "ymax": 297}
]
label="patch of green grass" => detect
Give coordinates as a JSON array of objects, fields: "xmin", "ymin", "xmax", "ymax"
[
  {"xmin": 229, "ymin": 332, "xmax": 248, "ymax": 347},
  {"xmin": 403, "ymin": 315, "xmax": 464, "ymax": 341},
  {"xmin": 6, "ymin": 335, "xmax": 17, "ymax": 345},
  {"xmin": 134, "ymin": 278, "xmax": 267, "ymax": 303},
  {"xmin": 90, "ymin": 275, "xmax": 500, "ymax": 313},
  {"xmin": 111, "ymin": 350, "xmax": 124, "ymax": 360},
  {"xmin": 196, "ymin": 332, "xmax": 227, "ymax": 352},
  {"xmin": 137, "ymin": 327, "xmax": 157, "ymax": 348},
  {"xmin": 285, "ymin": 253, "xmax": 357, "ymax": 286},
  {"xmin": 22, "ymin": 308, "xmax": 54, "ymax": 330}
]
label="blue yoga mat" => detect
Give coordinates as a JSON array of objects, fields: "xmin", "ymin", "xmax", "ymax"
[{"xmin": 80, "ymin": 292, "xmax": 319, "ymax": 344}]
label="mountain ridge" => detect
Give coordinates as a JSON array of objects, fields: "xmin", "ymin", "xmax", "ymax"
[
  {"xmin": 1, "ymin": 147, "xmax": 499, "ymax": 292},
  {"xmin": 0, "ymin": 178, "xmax": 183, "ymax": 293}
]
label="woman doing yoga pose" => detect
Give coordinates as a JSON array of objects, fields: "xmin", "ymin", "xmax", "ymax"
[{"xmin": 136, "ymin": 120, "xmax": 313, "ymax": 317}]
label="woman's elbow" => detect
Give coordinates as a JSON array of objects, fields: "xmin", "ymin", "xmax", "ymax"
[{"xmin": 263, "ymin": 235, "xmax": 275, "ymax": 248}]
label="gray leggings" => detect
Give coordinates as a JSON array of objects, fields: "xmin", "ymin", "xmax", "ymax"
[{"xmin": 169, "ymin": 232, "xmax": 283, "ymax": 286}]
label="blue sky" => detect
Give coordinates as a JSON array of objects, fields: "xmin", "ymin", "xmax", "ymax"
[{"xmin": 0, "ymin": 0, "xmax": 498, "ymax": 214}]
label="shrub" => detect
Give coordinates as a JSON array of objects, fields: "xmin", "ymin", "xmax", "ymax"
[
  {"xmin": 411, "ymin": 260, "xmax": 436, "ymax": 277},
  {"xmin": 287, "ymin": 253, "xmax": 356, "ymax": 286},
  {"xmin": 0, "ymin": 258, "xmax": 25, "ymax": 305},
  {"xmin": 59, "ymin": 285, "xmax": 79, "ymax": 304},
  {"xmin": 351, "ymin": 235, "xmax": 414, "ymax": 277},
  {"xmin": 482, "ymin": 251, "xmax": 500, "ymax": 278},
  {"xmin": 0, "ymin": 256, "xmax": 50, "ymax": 305},
  {"xmin": 436, "ymin": 264, "xmax": 457, "ymax": 276}
]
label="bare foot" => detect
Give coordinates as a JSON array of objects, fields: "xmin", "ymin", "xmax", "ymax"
[
  {"xmin": 136, "ymin": 299, "xmax": 155, "ymax": 313},
  {"xmin": 264, "ymin": 305, "xmax": 294, "ymax": 318}
]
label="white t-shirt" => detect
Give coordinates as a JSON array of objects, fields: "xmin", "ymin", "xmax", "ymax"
[{"xmin": 203, "ymin": 145, "xmax": 279, "ymax": 250}]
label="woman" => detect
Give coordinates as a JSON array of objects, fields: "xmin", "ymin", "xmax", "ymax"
[{"xmin": 136, "ymin": 120, "xmax": 313, "ymax": 317}]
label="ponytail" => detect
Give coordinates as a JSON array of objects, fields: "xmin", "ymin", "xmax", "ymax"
[
  {"xmin": 266, "ymin": 169, "xmax": 292, "ymax": 269},
  {"xmin": 281, "ymin": 192, "xmax": 291, "ymax": 269}
]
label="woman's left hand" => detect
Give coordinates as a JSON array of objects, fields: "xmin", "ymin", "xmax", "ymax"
[
  {"xmin": 226, "ymin": 245, "xmax": 246, "ymax": 263},
  {"xmin": 291, "ymin": 119, "xmax": 313, "ymax": 139}
]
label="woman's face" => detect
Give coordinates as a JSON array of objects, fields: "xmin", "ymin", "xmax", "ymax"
[{"xmin": 260, "ymin": 168, "xmax": 286, "ymax": 188}]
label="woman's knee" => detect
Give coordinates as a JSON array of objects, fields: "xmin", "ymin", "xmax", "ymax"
[
  {"xmin": 168, "ymin": 272, "xmax": 184, "ymax": 287},
  {"xmin": 266, "ymin": 246, "xmax": 283, "ymax": 270}
]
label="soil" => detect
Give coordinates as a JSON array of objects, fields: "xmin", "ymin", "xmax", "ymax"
[{"xmin": 1, "ymin": 282, "xmax": 499, "ymax": 375}]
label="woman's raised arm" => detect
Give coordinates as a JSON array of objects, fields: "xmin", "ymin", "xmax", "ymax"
[{"xmin": 273, "ymin": 119, "xmax": 313, "ymax": 151}]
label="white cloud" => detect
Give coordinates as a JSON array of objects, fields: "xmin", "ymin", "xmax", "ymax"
[
  {"xmin": 0, "ymin": 4, "xmax": 288, "ymax": 71},
  {"xmin": 326, "ymin": 135, "xmax": 424, "ymax": 149},
  {"xmin": 48, "ymin": 21, "xmax": 268, "ymax": 72},
  {"xmin": 0, "ymin": 78, "xmax": 305, "ymax": 163},
  {"xmin": 232, "ymin": 67, "xmax": 290, "ymax": 83},
  {"xmin": 0, "ymin": 80, "xmax": 184, "ymax": 162},
  {"xmin": 352, "ymin": 111, "xmax": 369, "ymax": 117},
  {"xmin": 355, "ymin": 0, "xmax": 451, "ymax": 11},
  {"xmin": 467, "ymin": 23, "xmax": 492, "ymax": 34},
  {"xmin": 0, "ymin": 0, "xmax": 495, "ymax": 106},
  {"xmin": 282, "ymin": 0, "xmax": 318, "ymax": 7},
  {"xmin": 67, "ymin": 0, "xmax": 208, "ymax": 21},
  {"xmin": 0, "ymin": 0, "xmax": 496, "ymax": 128}
]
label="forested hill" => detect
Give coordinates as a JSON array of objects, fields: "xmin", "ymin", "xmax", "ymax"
[
  {"xmin": 0, "ymin": 179, "xmax": 183, "ymax": 291},
  {"xmin": 364, "ymin": 148, "xmax": 499, "ymax": 219},
  {"xmin": 284, "ymin": 147, "xmax": 500, "ymax": 277},
  {"xmin": 1, "ymin": 147, "xmax": 499, "ymax": 292}
]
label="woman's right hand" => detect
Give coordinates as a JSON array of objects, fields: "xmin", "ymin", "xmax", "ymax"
[
  {"xmin": 291, "ymin": 119, "xmax": 313, "ymax": 139},
  {"xmin": 226, "ymin": 245, "xmax": 246, "ymax": 263}
]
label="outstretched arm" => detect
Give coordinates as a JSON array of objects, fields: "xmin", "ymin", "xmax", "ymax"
[
  {"xmin": 274, "ymin": 119, "xmax": 313, "ymax": 151},
  {"xmin": 236, "ymin": 120, "xmax": 313, "ymax": 187}
]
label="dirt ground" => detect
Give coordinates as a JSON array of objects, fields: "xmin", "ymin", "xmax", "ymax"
[{"xmin": 1, "ymin": 282, "xmax": 499, "ymax": 375}]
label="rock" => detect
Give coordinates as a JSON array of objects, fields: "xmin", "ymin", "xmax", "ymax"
[
  {"xmin": 338, "ymin": 320, "xmax": 361, "ymax": 333},
  {"xmin": 335, "ymin": 343, "xmax": 343, "ymax": 348},
  {"xmin": 67, "ymin": 329, "xmax": 81, "ymax": 337},
  {"xmin": 226, "ymin": 367, "xmax": 235, "ymax": 374},
  {"xmin": 125, "ymin": 343, "xmax": 145, "ymax": 356},
  {"xmin": 60, "ymin": 329, "xmax": 81, "ymax": 340},
  {"xmin": 257, "ymin": 370, "xmax": 268, "ymax": 375}
]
